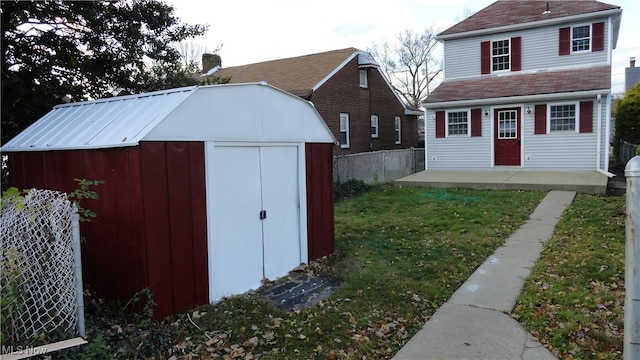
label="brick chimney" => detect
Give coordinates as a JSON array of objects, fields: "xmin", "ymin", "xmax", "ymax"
[
  {"xmin": 631, "ymin": 57, "xmax": 637, "ymax": 68},
  {"xmin": 202, "ymin": 53, "xmax": 222, "ymax": 73}
]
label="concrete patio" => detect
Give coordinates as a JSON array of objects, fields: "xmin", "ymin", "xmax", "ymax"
[{"xmin": 394, "ymin": 169, "xmax": 611, "ymax": 194}]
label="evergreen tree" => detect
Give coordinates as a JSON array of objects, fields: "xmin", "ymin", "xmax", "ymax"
[{"xmin": 614, "ymin": 82, "xmax": 640, "ymax": 158}]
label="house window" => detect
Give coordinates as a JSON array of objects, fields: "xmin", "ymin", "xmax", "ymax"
[
  {"xmin": 371, "ymin": 115, "xmax": 379, "ymax": 138},
  {"xmin": 559, "ymin": 22, "xmax": 604, "ymax": 55},
  {"xmin": 340, "ymin": 113, "xmax": 350, "ymax": 148},
  {"xmin": 572, "ymin": 25, "xmax": 591, "ymax": 52},
  {"xmin": 447, "ymin": 111, "xmax": 469, "ymax": 136},
  {"xmin": 359, "ymin": 69, "xmax": 368, "ymax": 88},
  {"xmin": 549, "ymin": 104, "xmax": 576, "ymax": 132},
  {"xmin": 498, "ymin": 110, "xmax": 517, "ymax": 139},
  {"xmin": 394, "ymin": 116, "xmax": 401, "ymax": 144},
  {"xmin": 492, "ymin": 39, "xmax": 510, "ymax": 72}
]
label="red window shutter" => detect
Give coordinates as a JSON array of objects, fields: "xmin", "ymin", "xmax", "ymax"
[
  {"xmin": 435, "ymin": 111, "xmax": 445, "ymax": 138},
  {"xmin": 579, "ymin": 101, "xmax": 593, "ymax": 133},
  {"xmin": 481, "ymin": 41, "xmax": 490, "ymax": 74},
  {"xmin": 471, "ymin": 108, "xmax": 482, "ymax": 136},
  {"xmin": 559, "ymin": 27, "xmax": 570, "ymax": 55},
  {"xmin": 511, "ymin": 37, "xmax": 521, "ymax": 72},
  {"xmin": 534, "ymin": 104, "xmax": 547, "ymax": 134},
  {"xmin": 592, "ymin": 22, "xmax": 604, "ymax": 52}
]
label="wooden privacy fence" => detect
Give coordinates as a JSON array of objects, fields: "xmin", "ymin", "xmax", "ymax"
[{"xmin": 333, "ymin": 148, "xmax": 425, "ymax": 184}]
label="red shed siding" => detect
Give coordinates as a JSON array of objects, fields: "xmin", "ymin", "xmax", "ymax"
[
  {"xmin": 139, "ymin": 142, "xmax": 208, "ymax": 318},
  {"xmin": 7, "ymin": 148, "xmax": 147, "ymax": 303},
  {"xmin": 310, "ymin": 58, "xmax": 418, "ymax": 154},
  {"xmin": 305, "ymin": 143, "xmax": 335, "ymax": 260},
  {"xmin": 7, "ymin": 142, "xmax": 209, "ymax": 320}
]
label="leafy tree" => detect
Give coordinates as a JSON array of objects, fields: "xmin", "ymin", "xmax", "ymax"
[
  {"xmin": 614, "ymin": 81, "xmax": 640, "ymax": 158},
  {"xmin": 368, "ymin": 27, "xmax": 442, "ymax": 108},
  {"xmin": 1, "ymin": 0, "xmax": 209, "ymax": 145}
]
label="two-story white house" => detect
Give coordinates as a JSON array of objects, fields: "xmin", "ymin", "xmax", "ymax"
[{"xmin": 422, "ymin": 1, "xmax": 622, "ymax": 174}]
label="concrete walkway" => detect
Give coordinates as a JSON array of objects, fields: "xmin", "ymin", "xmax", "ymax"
[{"xmin": 392, "ymin": 190, "xmax": 576, "ymax": 360}]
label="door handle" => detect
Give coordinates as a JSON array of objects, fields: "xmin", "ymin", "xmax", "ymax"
[{"xmin": 260, "ymin": 210, "xmax": 267, "ymax": 220}]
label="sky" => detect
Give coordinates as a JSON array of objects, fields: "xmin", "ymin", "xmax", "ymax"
[{"xmin": 165, "ymin": 0, "xmax": 639, "ymax": 95}]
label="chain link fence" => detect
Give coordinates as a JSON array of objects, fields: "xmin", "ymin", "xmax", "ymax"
[{"xmin": 1, "ymin": 188, "xmax": 84, "ymax": 349}]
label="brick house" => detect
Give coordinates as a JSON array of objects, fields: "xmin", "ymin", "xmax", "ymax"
[
  {"xmin": 423, "ymin": 1, "xmax": 622, "ymax": 173},
  {"xmin": 208, "ymin": 48, "xmax": 422, "ymax": 154}
]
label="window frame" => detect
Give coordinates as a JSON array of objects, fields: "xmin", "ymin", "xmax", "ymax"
[
  {"xmin": 491, "ymin": 38, "xmax": 511, "ymax": 73},
  {"xmin": 339, "ymin": 113, "xmax": 350, "ymax": 148},
  {"xmin": 571, "ymin": 24, "xmax": 592, "ymax": 53},
  {"xmin": 370, "ymin": 114, "xmax": 379, "ymax": 138},
  {"xmin": 446, "ymin": 109, "xmax": 471, "ymax": 137},
  {"xmin": 359, "ymin": 69, "xmax": 368, "ymax": 88},
  {"xmin": 394, "ymin": 116, "xmax": 402, "ymax": 144},
  {"xmin": 547, "ymin": 102, "xmax": 580, "ymax": 133},
  {"xmin": 497, "ymin": 110, "xmax": 518, "ymax": 139}
]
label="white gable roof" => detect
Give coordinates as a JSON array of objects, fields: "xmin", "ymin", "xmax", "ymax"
[{"xmin": 2, "ymin": 82, "xmax": 336, "ymax": 152}]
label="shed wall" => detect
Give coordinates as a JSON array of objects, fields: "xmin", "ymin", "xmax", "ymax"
[
  {"xmin": 139, "ymin": 142, "xmax": 208, "ymax": 318},
  {"xmin": 305, "ymin": 143, "xmax": 335, "ymax": 260},
  {"xmin": 7, "ymin": 148, "xmax": 147, "ymax": 303},
  {"xmin": 7, "ymin": 142, "xmax": 209, "ymax": 319}
]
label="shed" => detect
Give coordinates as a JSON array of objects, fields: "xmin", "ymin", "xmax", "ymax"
[{"xmin": 2, "ymin": 82, "xmax": 337, "ymax": 318}]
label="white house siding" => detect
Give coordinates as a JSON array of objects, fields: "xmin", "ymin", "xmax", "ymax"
[
  {"xmin": 442, "ymin": 38, "xmax": 482, "ymax": 79},
  {"xmin": 522, "ymin": 109, "xmax": 597, "ymax": 170},
  {"xmin": 426, "ymin": 97, "xmax": 608, "ymax": 171},
  {"xmin": 444, "ymin": 20, "xmax": 610, "ymax": 80},
  {"xmin": 425, "ymin": 109, "xmax": 493, "ymax": 170}
]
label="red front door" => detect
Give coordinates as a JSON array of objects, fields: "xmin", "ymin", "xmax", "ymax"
[{"xmin": 494, "ymin": 108, "xmax": 521, "ymax": 166}]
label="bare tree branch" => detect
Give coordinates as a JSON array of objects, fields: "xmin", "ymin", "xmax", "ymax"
[{"xmin": 369, "ymin": 27, "xmax": 442, "ymax": 108}]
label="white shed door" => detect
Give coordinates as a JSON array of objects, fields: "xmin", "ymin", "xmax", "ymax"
[{"xmin": 210, "ymin": 145, "xmax": 301, "ymax": 301}]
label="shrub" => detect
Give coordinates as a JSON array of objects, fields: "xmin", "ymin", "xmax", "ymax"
[
  {"xmin": 334, "ymin": 179, "xmax": 372, "ymax": 200},
  {"xmin": 614, "ymin": 82, "xmax": 640, "ymax": 158}
]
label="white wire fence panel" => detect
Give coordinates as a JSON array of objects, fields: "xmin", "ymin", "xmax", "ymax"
[{"xmin": 1, "ymin": 189, "xmax": 79, "ymax": 346}]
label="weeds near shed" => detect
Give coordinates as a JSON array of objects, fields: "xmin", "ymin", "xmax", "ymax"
[
  {"xmin": 67, "ymin": 178, "xmax": 104, "ymax": 223},
  {"xmin": 333, "ymin": 179, "xmax": 371, "ymax": 200},
  {"xmin": 0, "ymin": 246, "xmax": 25, "ymax": 346},
  {"xmin": 55, "ymin": 287, "xmax": 165, "ymax": 359}
]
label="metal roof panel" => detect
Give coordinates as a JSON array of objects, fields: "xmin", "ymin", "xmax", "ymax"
[{"xmin": 2, "ymin": 86, "xmax": 196, "ymax": 151}]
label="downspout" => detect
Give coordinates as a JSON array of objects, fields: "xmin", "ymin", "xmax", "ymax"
[{"xmin": 596, "ymin": 93, "xmax": 615, "ymax": 177}]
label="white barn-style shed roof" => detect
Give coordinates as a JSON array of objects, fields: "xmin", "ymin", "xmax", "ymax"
[{"xmin": 2, "ymin": 82, "xmax": 336, "ymax": 152}]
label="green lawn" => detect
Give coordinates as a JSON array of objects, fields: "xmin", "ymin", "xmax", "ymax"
[
  {"xmin": 513, "ymin": 194, "xmax": 626, "ymax": 359},
  {"xmin": 60, "ymin": 186, "xmax": 626, "ymax": 360}
]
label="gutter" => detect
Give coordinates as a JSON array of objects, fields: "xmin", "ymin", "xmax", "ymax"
[{"xmin": 597, "ymin": 93, "xmax": 602, "ymax": 171}]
